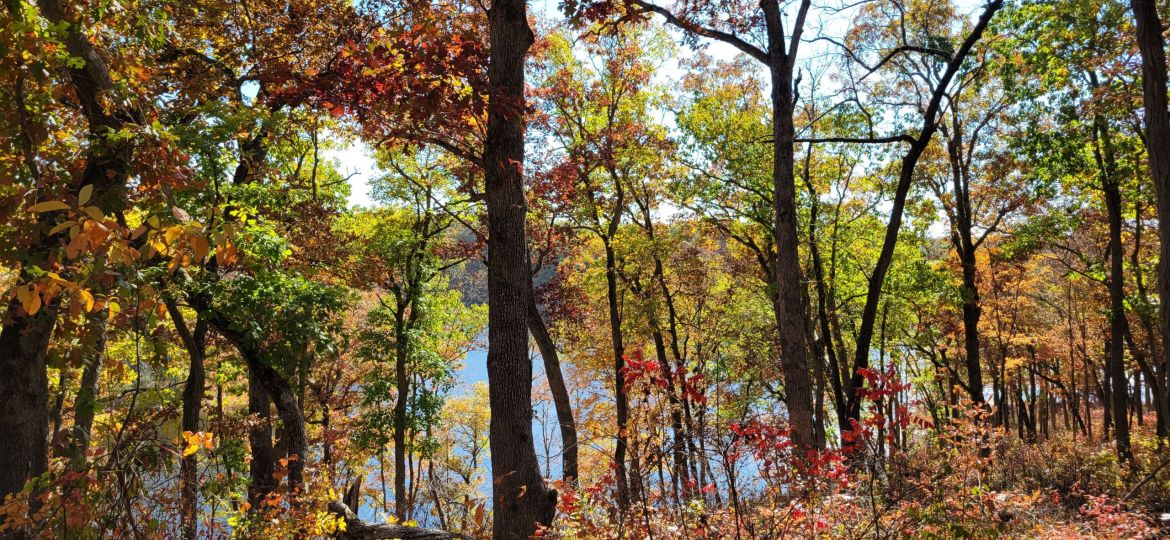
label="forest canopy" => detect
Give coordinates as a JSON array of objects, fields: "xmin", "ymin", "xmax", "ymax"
[{"xmin": 2, "ymin": 0, "xmax": 1170, "ymax": 537}]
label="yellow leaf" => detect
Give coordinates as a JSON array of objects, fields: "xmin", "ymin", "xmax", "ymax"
[
  {"xmin": 78, "ymin": 184, "xmax": 93, "ymax": 206},
  {"xmin": 49, "ymin": 221, "xmax": 76, "ymax": 236},
  {"xmin": 21, "ymin": 287, "xmax": 41, "ymax": 315},
  {"xmin": 78, "ymin": 289, "xmax": 95, "ymax": 312},
  {"xmin": 14, "ymin": 285, "xmax": 30, "ymax": 306},
  {"xmin": 27, "ymin": 201, "xmax": 70, "ymax": 213},
  {"xmin": 164, "ymin": 225, "xmax": 183, "ymax": 245},
  {"xmin": 182, "ymin": 443, "xmax": 199, "ymax": 457}
]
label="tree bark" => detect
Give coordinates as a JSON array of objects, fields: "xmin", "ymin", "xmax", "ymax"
[
  {"xmin": 1130, "ymin": 0, "xmax": 1170, "ymax": 444},
  {"xmin": 762, "ymin": 0, "xmax": 818, "ymax": 451},
  {"xmin": 0, "ymin": 302, "xmax": 52, "ymax": 509},
  {"xmin": 164, "ymin": 298, "xmax": 207, "ymax": 540},
  {"xmin": 483, "ymin": 1, "xmax": 557, "ymax": 537},
  {"xmin": 1095, "ymin": 113, "xmax": 1134, "ymax": 462},
  {"xmin": 247, "ymin": 369, "xmax": 276, "ymax": 506}
]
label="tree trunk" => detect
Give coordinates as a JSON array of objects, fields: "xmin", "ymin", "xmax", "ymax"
[
  {"xmin": 0, "ymin": 0, "xmax": 139, "ymax": 515},
  {"xmin": 526, "ymin": 297, "xmax": 579, "ymax": 484},
  {"xmin": 64, "ymin": 309, "xmax": 108, "ymax": 463},
  {"xmin": 941, "ymin": 111, "xmax": 986, "ymax": 406},
  {"xmin": 483, "ymin": 1, "xmax": 556, "ymax": 536},
  {"xmin": 0, "ymin": 302, "xmax": 52, "ymax": 507},
  {"xmin": 1097, "ymin": 116, "xmax": 1134, "ymax": 462},
  {"xmin": 395, "ymin": 314, "xmax": 410, "ymax": 520},
  {"xmin": 393, "ymin": 308, "xmax": 411, "ymax": 518},
  {"xmin": 247, "ymin": 369, "xmax": 275, "ymax": 506},
  {"xmin": 763, "ymin": 0, "xmax": 817, "ymax": 450},
  {"xmin": 845, "ymin": 0, "xmax": 1002, "ymax": 440},
  {"xmin": 602, "ymin": 239, "xmax": 632, "ymax": 506},
  {"xmin": 164, "ymin": 298, "xmax": 207, "ymax": 540},
  {"xmin": 1131, "ymin": 0, "xmax": 1170, "ymax": 445}
]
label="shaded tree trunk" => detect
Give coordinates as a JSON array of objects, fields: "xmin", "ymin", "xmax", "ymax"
[
  {"xmin": 939, "ymin": 111, "xmax": 986, "ymax": 406},
  {"xmin": 164, "ymin": 298, "xmax": 207, "ymax": 540},
  {"xmin": 483, "ymin": 1, "xmax": 557, "ymax": 536},
  {"xmin": 64, "ymin": 309, "xmax": 108, "ymax": 463},
  {"xmin": 0, "ymin": 0, "xmax": 139, "ymax": 515},
  {"xmin": 1131, "ymin": 0, "xmax": 1170, "ymax": 444},
  {"xmin": 1095, "ymin": 112, "xmax": 1133, "ymax": 462},
  {"xmin": 247, "ymin": 370, "xmax": 275, "ymax": 506},
  {"xmin": 198, "ymin": 315, "xmax": 306, "ymax": 501},
  {"xmin": 762, "ymin": 0, "xmax": 817, "ymax": 451},
  {"xmin": 602, "ymin": 238, "xmax": 632, "ymax": 506},
  {"xmin": 0, "ymin": 303, "xmax": 52, "ymax": 509}
]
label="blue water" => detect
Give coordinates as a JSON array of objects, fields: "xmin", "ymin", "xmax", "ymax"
[{"xmin": 354, "ymin": 343, "xmax": 570, "ymax": 525}]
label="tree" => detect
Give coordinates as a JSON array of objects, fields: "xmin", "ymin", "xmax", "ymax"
[
  {"xmin": 818, "ymin": 0, "xmax": 1004, "ymax": 439},
  {"xmin": 345, "ymin": 147, "xmax": 484, "ymax": 520},
  {"xmin": 1130, "ymin": 0, "xmax": 1170, "ymax": 443},
  {"xmin": 569, "ymin": 0, "xmax": 821, "ymax": 450},
  {"xmin": 482, "ymin": 1, "xmax": 558, "ymax": 536}
]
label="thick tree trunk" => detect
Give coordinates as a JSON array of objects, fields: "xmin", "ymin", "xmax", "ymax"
[
  {"xmin": 247, "ymin": 370, "xmax": 276, "ymax": 506},
  {"xmin": 0, "ymin": 303, "xmax": 53, "ymax": 504},
  {"xmin": 483, "ymin": 1, "xmax": 556, "ymax": 537},
  {"xmin": 0, "ymin": 0, "xmax": 138, "ymax": 516},
  {"xmin": 1131, "ymin": 0, "xmax": 1170, "ymax": 444},
  {"xmin": 526, "ymin": 297, "xmax": 579, "ymax": 484}
]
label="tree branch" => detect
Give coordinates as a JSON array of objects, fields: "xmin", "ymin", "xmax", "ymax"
[{"xmin": 626, "ymin": 0, "xmax": 769, "ymax": 64}]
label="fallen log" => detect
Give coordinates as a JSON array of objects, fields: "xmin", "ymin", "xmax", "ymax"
[{"xmin": 327, "ymin": 501, "xmax": 469, "ymax": 540}]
